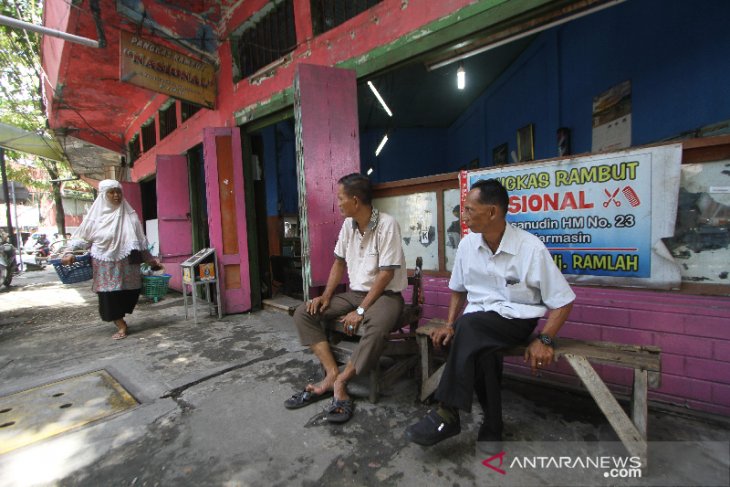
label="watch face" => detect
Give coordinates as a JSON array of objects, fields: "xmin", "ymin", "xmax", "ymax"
[
  {"xmin": 356, "ymin": 307, "xmax": 365, "ymax": 316},
  {"xmin": 539, "ymin": 335, "xmax": 552, "ymax": 345}
]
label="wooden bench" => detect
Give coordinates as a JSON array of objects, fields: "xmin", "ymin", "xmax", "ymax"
[
  {"xmin": 417, "ymin": 319, "xmax": 662, "ymax": 461},
  {"xmin": 326, "ymin": 258, "xmax": 423, "ymax": 403}
]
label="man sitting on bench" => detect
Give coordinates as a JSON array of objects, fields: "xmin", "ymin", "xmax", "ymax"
[
  {"xmin": 406, "ymin": 179, "xmax": 575, "ymax": 452},
  {"xmin": 284, "ymin": 173, "xmax": 407, "ymax": 423}
]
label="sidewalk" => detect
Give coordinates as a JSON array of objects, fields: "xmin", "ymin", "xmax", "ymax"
[{"xmin": 0, "ymin": 268, "xmax": 728, "ymax": 486}]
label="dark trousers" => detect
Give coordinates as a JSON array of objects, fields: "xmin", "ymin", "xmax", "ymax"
[{"xmin": 434, "ymin": 311, "xmax": 537, "ymax": 437}]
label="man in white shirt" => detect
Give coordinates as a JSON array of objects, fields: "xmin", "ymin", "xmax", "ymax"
[
  {"xmin": 284, "ymin": 173, "xmax": 408, "ymax": 424},
  {"xmin": 406, "ymin": 178, "xmax": 575, "ymax": 452}
]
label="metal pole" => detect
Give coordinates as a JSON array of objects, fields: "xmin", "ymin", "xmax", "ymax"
[
  {"xmin": 0, "ymin": 14, "xmax": 99, "ymax": 48},
  {"xmin": 0, "ymin": 148, "xmax": 13, "ymax": 245},
  {"xmin": 10, "ymin": 182, "xmax": 23, "ymax": 271}
]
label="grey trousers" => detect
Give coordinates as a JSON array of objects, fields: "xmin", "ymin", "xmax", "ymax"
[{"xmin": 293, "ymin": 291, "xmax": 404, "ymax": 375}]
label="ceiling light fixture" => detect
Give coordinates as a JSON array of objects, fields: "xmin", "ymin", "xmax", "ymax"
[
  {"xmin": 457, "ymin": 64, "xmax": 466, "ymax": 90},
  {"xmin": 427, "ymin": 0, "xmax": 626, "ymax": 71},
  {"xmin": 366, "ymin": 167, "xmax": 374, "ymax": 175},
  {"xmin": 375, "ymin": 133, "xmax": 389, "ymax": 156},
  {"xmin": 367, "ymin": 81, "xmax": 393, "ymax": 117}
]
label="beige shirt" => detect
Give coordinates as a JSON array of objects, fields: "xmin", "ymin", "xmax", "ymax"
[{"xmin": 334, "ymin": 209, "xmax": 408, "ymax": 293}]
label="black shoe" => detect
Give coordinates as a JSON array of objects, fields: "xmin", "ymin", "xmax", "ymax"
[{"xmin": 406, "ymin": 409, "xmax": 461, "ymax": 446}]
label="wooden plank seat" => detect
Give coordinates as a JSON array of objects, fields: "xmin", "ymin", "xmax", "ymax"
[
  {"xmin": 325, "ymin": 258, "xmax": 424, "ymax": 403},
  {"xmin": 416, "ymin": 318, "xmax": 662, "ymax": 461}
]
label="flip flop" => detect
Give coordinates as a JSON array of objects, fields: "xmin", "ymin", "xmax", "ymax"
[
  {"xmin": 325, "ymin": 398, "xmax": 354, "ymax": 424},
  {"xmin": 284, "ymin": 389, "xmax": 332, "ymax": 409},
  {"xmin": 112, "ymin": 331, "xmax": 127, "ymax": 340}
]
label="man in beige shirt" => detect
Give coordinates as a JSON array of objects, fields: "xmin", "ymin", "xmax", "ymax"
[{"xmin": 284, "ymin": 173, "xmax": 407, "ymax": 423}]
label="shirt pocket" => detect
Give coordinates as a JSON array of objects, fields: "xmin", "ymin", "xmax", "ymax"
[{"xmin": 505, "ymin": 282, "xmax": 535, "ymax": 304}]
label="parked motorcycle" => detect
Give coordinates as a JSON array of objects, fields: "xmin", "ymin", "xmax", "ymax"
[
  {"xmin": 0, "ymin": 242, "xmax": 18, "ymax": 288},
  {"xmin": 33, "ymin": 240, "xmax": 51, "ymax": 267}
]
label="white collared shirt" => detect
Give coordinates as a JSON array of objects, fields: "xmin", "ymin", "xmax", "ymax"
[
  {"xmin": 334, "ymin": 209, "xmax": 408, "ymax": 293},
  {"xmin": 449, "ymin": 223, "xmax": 575, "ymax": 319}
]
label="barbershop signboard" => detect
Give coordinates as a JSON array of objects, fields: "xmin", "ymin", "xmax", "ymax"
[
  {"xmin": 120, "ymin": 31, "xmax": 216, "ymax": 108},
  {"xmin": 461, "ymin": 144, "xmax": 683, "ymax": 289}
]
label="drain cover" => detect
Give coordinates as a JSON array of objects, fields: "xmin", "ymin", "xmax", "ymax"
[{"xmin": 0, "ymin": 369, "xmax": 138, "ymax": 454}]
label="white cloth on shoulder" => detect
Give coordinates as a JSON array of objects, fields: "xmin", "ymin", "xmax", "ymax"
[{"xmin": 73, "ymin": 179, "xmax": 148, "ymax": 262}]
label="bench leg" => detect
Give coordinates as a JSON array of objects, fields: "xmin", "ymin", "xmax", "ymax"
[
  {"xmin": 631, "ymin": 369, "xmax": 648, "ymax": 440},
  {"xmin": 565, "ymin": 354, "xmax": 647, "ymax": 463},
  {"xmin": 369, "ymin": 364, "xmax": 380, "ymax": 403}
]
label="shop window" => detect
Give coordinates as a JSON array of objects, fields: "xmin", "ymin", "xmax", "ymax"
[
  {"xmin": 311, "ymin": 0, "xmax": 382, "ymax": 35},
  {"xmin": 127, "ymin": 134, "xmax": 140, "ymax": 165},
  {"xmin": 159, "ymin": 103, "xmax": 177, "ymax": 139},
  {"xmin": 181, "ymin": 101, "xmax": 201, "ymax": 121},
  {"xmin": 232, "ymin": 0, "xmax": 296, "ymax": 80},
  {"xmin": 141, "ymin": 120, "xmax": 156, "ymax": 151}
]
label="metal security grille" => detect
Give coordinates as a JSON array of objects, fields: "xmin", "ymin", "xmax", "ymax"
[
  {"xmin": 128, "ymin": 134, "xmax": 140, "ymax": 164},
  {"xmin": 141, "ymin": 121, "xmax": 156, "ymax": 151},
  {"xmin": 233, "ymin": 0, "xmax": 296, "ymax": 80},
  {"xmin": 311, "ymin": 0, "xmax": 382, "ymax": 35},
  {"xmin": 181, "ymin": 101, "xmax": 201, "ymax": 121},
  {"xmin": 159, "ymin": 103, "xmax": 177, "ymax": 140}
]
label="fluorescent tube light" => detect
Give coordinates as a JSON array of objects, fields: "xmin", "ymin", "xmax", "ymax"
[
  {"xmin": 457, "ymin": 65, "xmax": 465, "ymax": 90},
  {"xmin": 375, "ymin": 134, "xmax": 389, "ymax": 156},
  {"xmin": 367, "ymin": 81, "xmax": 393, "ymax": 117},
  {"xmin": 367, "ymin": 167, "xmax": 374, "ymax": 175}
]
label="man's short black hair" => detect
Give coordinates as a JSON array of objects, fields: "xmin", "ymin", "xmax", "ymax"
[
  {"xmin": 471, "ymin": 179, "xmax": 509, "ymax": 214},
  {"xmin": 338, "ymin": 173, "xmax": 372, "ymax": 205}
]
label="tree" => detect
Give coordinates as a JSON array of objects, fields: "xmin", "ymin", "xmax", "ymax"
[{"xmin": 0, "ymin": 0, "xmax": 71, "ymax": 234}]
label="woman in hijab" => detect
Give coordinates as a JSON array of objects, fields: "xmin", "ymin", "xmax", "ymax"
[{"xmin": 61, "ymin": 180, "xmax": 160, "ymax": 339}]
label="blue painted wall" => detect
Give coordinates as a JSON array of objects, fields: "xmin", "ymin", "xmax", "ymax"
[
  {"xmin": 261, "ymin": 120, "xmax": 298, "ymax": 216},
  {"xmin": 360, "ymin": 127, "xmax": 448, "ymax": 183},
  {"xmin": 446, "ymin": 0, "xmax": 730, "ymax": 169},
  {"xmin": 366, "ymin": 0, "xmax": 730, "ymax": 181}
]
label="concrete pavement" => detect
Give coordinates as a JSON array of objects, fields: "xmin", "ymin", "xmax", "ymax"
[{"xmin": 0, "ymin": 268, "xmax": 728, "ymax": 486}]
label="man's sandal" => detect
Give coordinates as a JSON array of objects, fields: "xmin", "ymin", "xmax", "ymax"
[
  {"xmin": 284, "ymin": 389, "xmax": 332, "ymax": 409},
  {"xmin": 112, "ymin": 331, "xmax": 127, "ymax": 340},
  {"xmin": 325, "ymin": 399, "xmax": 354, "ymax": 423}
]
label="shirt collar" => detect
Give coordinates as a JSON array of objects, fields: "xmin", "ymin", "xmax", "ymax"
[
  {"xmin": 474, "ymin": 222, "xmax": 518, "ymax": 255},
  {"xmin": 350, "ymin": 208, "xmax": 379, "ymax": 231}
]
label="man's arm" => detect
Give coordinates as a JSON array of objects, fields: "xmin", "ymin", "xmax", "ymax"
[
  {"xmin": 430, "ymin": 290, "xmax": 467, "ymax": 349},
  {"xmin": 524, "ymin": 301, "xmax": 573, "ymax": 372},
  {"xmin": 307, "ymin": 258, "xmax": 346, "ymax": 314}
]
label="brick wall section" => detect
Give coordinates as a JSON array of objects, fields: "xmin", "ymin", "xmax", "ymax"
[{"xmin": 419, "ymin": 277, "xmax": 730, "ymax": 417}]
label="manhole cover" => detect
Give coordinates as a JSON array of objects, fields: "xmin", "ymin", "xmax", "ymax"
[{"xmin": 0, "ymin": 369, "xmax": 138, "ymax": 454}]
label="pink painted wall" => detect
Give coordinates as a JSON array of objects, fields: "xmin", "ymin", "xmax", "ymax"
[{"xmin": 420, "ymin": 277, "xmax": 730, "ymax": 416}]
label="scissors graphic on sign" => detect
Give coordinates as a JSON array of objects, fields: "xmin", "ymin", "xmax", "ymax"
[{"xmin": 603, "ymin": 188, "xmax": 621, "ymax": 207}]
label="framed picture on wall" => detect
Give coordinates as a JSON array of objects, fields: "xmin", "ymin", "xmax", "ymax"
[
  {"xmin": 517, "ymin": 124, "xmax": 535, "ymax": 162},
  {"xmin": 492, "ymin": 143, "xmax": 508, "ymax": 165}
]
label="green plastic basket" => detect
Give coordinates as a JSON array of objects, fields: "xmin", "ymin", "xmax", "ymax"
[{"xmin": 142, "ymin": 274, "xmax": 171, "ymax": 302}]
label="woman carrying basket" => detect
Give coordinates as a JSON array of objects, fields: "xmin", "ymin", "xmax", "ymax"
[{"xmin": 61, "ymin": 180, "xmax": 161, "ymax": 340}]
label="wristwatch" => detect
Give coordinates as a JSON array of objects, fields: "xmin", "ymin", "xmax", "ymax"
[
  {"xmin": 537, "ymin": 334, "xmax": 554, "ymax": 347},
  {"xmin": 356, "ymin": 306, "xmax": 365, "ymax": 317}
]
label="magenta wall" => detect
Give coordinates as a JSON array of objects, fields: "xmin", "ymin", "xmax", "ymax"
[{"xmin": 419, "ymin": 277, "xmax": 730, "ymax": 417}]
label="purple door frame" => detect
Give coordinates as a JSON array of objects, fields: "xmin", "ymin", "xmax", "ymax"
[
  {"xmin": 294, "ymin": 64, "xmax": 360, "ymax": 298},
  {"xmin": 156, "ymin": 154, "xmax": 193, "ymax": 292},
  {"xmin": 203, "ymin": 127, "xmax": 251, "ymax": 313}
]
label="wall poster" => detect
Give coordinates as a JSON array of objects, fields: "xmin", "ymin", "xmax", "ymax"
[
  {"xmin": 373, "ymin": 192, "xmax": 439, "ymax": 271},
  {"xmin": 664, "ymin": 159, "xmax": 730, "ymax": 285},
  {"xmin": 592, "ymin": 80, "xmax": 631, "ymax": 153},
  {"xmin": 462, "ymin": 144, "xmax": 683, "ymax": 289},
  {"xmin": 443, "ymin": 188, "xmax": 462, "ymax": 272}
]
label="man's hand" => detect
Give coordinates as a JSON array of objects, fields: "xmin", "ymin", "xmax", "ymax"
[
  {"xmin": 430, "ymin": 324, "xmax": 455, "ymax": 351},
  {"xmin": 339, "ymin": 311, "xmax": 363, "ymax": 336},
  {"xmin": 524, "ymin": 340, "xmax": 555, "ymax": 375},
  {"xmin": 306, "ymin": 296, "xmax": 330, "ymax": 315}
]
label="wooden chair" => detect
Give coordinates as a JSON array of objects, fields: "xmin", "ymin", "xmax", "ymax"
[{"xmin": 326, "ymin": 257, "xmax": 424, "ymax": 403}]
